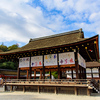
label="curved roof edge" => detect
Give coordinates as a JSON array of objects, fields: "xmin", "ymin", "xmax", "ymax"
[{"xmin": 0, "ymin": 34, "xmax": 98, "ymax": 55}]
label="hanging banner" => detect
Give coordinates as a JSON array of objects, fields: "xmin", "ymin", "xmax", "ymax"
[
  {"xmin": 78, "ymin": 53, "xmax": 86, "ymax": 68},
  {"xmin": 19, "ymin": 57, "xmax": 30, "ymax": 68},
  {"xmin": 44, "ymin": 54, "xmax": 57, "ymax": 66},
  {"xmin": 59, "ymin": 52, "xmax": 75, "ymax": 65},
  {"xmin": 31, "ymin": 56, "xmax": 43, "ymax": 67}
]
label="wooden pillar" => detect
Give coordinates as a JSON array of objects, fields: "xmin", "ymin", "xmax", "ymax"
[
  {"xmin": 34, "ymin": 69, "xmax": 36, "ymax": 79},
  {"xmin": 71, "ymin": 69, "xmax": 73, "ymax": 79},
  {"xmin": 66, "ymin": 73, "xmax": 67, "ymax": 79},
  {"xmin": 55, "ymin": 87, "xmax": 57, "ymax": 94},
  {"xmin": 40, "ymin": 70, "xmax": 42, "ymax": 79},
  {"xmin": 75, "ymin": 49, "xmax": 79, "ymax": 79},
  {"xmin": 80, "ymin": 67, "xmax": 82, "ymax": 79},
  {"xmin": 75, "ymin": 87, "xmax": 78, "ymax": 95},
  {"xmin": 43, "ymin": 55, "xmax": 45, "ymax": 79},
  {"xmin": 38, "ymin": 86, "xmax": 40, "ymax": 93},
  {"xmin": 84, "ymin": 68, "xmax": 87, "ymax": 79},
  {"xmin": 99, "ymin": 67, "xmax": 100, "ymax": 78},
  {"xmin": 17, "ymin": 67, "xmax": 20, "ymax": 79},
  {"xmin": 60, "ymin": 71, "xmax": 62, "ymax": 79},
  {"xmin": 27, "ymin": 70, "xmax": 29, "ymax": 79},
  {"xmin": 91, "ymin": 68, "xmax": 93, "ymax": 79},
  {"xmin": 4, "ymin": 85, "xmax": 7, "ymax": 91},
  {"xmin": 29, "ymin": 56, "xmax": 32, "ymax": 79},
  {"xmin": 23, "ymin": 86, "xmax": 25, "ymax": 92},
  {"xmin": 87, "ymin": 89, "xmax": 90, "ymax": 96},
  {"xmin": 10, "ymin": 86, "xmax": 13, "ymax": 92},
  {"xmin": 82, "ymin": 67, "xmax": 84, "ymax": 79},
  {"xmin": 57, "ymin": 53, "xmax": 60, "ymax": 79}
]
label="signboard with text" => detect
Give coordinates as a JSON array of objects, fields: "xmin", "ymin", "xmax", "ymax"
[
  {"xmin": 31, "ymin": 56, "xmax": 43, "ymax": 67},
  {"xmin": 78, "ymin": 53, "xmax": 86, "ymax": 68},
  {"xmin": 59, "ymin": 52, "xmax": 75, "ymax": 65},
  {"xmin": 19, "ymin": 57, "xmax": 30, "ymax": 68},
  {"xmin": 44, "ymin": 54, "xmax": 57, "ymax": 66}
]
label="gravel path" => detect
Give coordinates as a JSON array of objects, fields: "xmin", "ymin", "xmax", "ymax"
[
  {"xmin": 0, "ymin": 87, "xmax": 100, "ymax": 100},
  {"xmin": 0, "ymin": 92, "xmax": 100, "ymax": 100}
]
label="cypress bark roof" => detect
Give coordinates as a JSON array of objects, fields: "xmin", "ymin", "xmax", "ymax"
[{"xmin": 0, "ymin": 28, "xmax": 89, "ymax": 55}]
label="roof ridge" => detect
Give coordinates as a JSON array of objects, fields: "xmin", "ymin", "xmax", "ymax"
[{"xmin": 29, "ymin": 28, "xmax": 83, "ymax": 42}]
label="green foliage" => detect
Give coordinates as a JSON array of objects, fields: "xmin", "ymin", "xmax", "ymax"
[
  {"xmin": 8, "ymin": 44, "xmax": 19, "ymax": 51},
  {"xmin": 0, "ymin": 43, "xmax": 19, "ymax": 70},
  {"xmin": 0, "ymin": 43, "xmax": 8, "ymax": 52},
  {"xmin": 51, "ymin": 71, "xmax": 58, "ymax": 79},
  {"xmin": 0, "ymin": 60, "xmax": 18, "ymax": 70},
  {"xmin": 0, "ymin": 43, "xmax": 19, "ymax": 52}
]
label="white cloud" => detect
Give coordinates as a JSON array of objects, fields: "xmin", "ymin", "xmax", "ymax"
[{"xmin": 0, "ymin": 0, "xmax": 55, "ymax": 44}]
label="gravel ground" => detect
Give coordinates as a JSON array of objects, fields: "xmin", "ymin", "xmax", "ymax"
[{"xmin": 0, "ymin": 87, "xmax": 100, "ymax": 100}]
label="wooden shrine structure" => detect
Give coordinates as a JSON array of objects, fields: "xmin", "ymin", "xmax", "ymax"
[{"xmin": 0, "ymin": 28, "xmax": 99, "ymax": 95}]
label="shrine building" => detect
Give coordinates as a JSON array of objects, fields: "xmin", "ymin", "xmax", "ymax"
[
  {"xmin": 0, "ymin": 28, "xmax": 99, "ymax": 80},
  {"xmin": 0, "ymin": 28, "xmax": 100, "ymax": 96}
]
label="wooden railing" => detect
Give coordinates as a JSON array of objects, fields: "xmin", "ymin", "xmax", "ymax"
[
  {"xmin": 3, "ymin": 79, "xmax": 100, "ymax": 92},
  {"xmin": 3, "ymin": 79, "xmax": 92, "ymax": 85}
]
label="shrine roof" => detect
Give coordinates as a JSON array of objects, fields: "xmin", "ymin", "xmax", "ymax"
[{"xmin": 0, "ymin": 28, "xmax": 98, "ymax": 55}]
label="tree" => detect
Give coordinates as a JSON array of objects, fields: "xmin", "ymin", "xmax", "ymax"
[
  {"xmin": 0, "ymin": 43, "xmax": 19, "ymax": 70},
  {"xmin": 51, "ymin": 71, "xmax": 58, "ymax": 79},
  {"xmin": 0, "ymin": 43, "xmax": 8, "ymax": 52},
  {"xmin": 8, "ymin": 44, "xmax": 19, "ymax": 51}
]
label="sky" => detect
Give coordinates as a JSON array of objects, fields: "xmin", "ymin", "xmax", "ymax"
[{"xmin": 0, "ymin": 0, "xmax": 100, "ymax": 47}]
